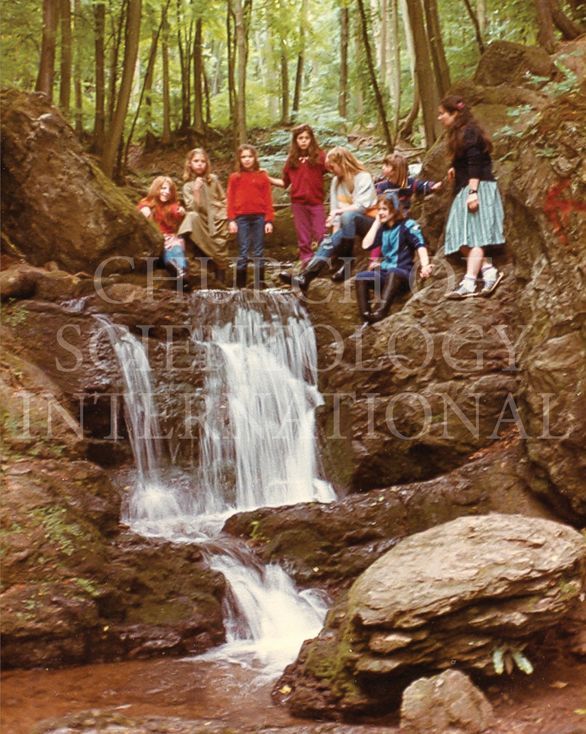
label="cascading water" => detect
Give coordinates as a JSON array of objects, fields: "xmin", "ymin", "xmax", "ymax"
[{"xmin": 99, "ymin": 291, "xmax": 335, "ymax": 675}]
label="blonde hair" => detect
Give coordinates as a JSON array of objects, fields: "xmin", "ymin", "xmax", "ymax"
[
  {"xmin": 325, "ymin": 147, "xmax": 367, "ymax": 189},
  {"xmin": 183, "ymin": 148, "xmax": 212, "ymax": 182},
  {"xmin": 382, "ymin": 152, "xmax": 408, "ymax": 188}
]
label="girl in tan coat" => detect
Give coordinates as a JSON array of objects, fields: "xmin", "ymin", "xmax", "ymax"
[{"xmin": 178, "ymin": 148, "xmax": 230, "ymax": 281}]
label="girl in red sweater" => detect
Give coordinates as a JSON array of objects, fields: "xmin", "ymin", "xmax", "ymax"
[
  {"xmin": 138, "ymin": 176, "xmax": 188, "ymax": 283},
  {"xmin": 227, "ymin": 144, "xmax": 274, "ymax": 288},
  {"xmin": 271, "ymin": 124, "xmax": 328, "ymax": 265}
]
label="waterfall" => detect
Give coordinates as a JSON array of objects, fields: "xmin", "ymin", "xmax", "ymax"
[
  {"xmin": 96, "ymin": 316, "xmax": 183, "ymax": 525},
  {"xmin": 100, "ymin": 291, "xmax": 334, "ymax": 674}
]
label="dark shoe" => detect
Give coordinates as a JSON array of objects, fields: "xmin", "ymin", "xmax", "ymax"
[
  {"xmin": 371, "ymin": 273, "xmax": 404, "ymax": 322},
  {"xmin": 331, "ymin": 263, "xmax": 350, "ymax": 282},
  {"xmin": 355, "ymin": 278, "xmax": 373, "ymax": 323},
  {"xmin": 236, "ymin": 268, "xmax": 247, "ymax": 289},
  {"xmin": 446, "ymin": 277, "xmax": 478, "ymax": 300},
  {"xmin": 292, "ymin": 259, "xmax": 325, "ymax": 293}
]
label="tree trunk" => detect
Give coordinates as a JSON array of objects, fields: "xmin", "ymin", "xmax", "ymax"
[
  {"xmin": 461, "ymin": 0, "xmax": 485, "ymax": 54},
  {"xmin": 424, "ymin": 0, "xmax": 451, "ymax": 94},
  {"xmin": 36, "ymin": 0, "xmax": 59, "ymax": 101},
  {"xmin": 477, "ymin": 0, "xmax": 487, "ymax": 36},
  {"xmin": 93, "ymin": 2, "xmax": 106, "ymax": 154},
  {"xmin": 193, "ymin": 18, "xmax": 204, "ymax": 132},
  {"xmin": 106, "ymin": 4, "xmax": 125, "ymax": 133},
  {"xmin": 226, "ymin": 6, "xmax": 236, "ymax": 125},
  {"xmin": 232, "ymin": 0, "xmax": 249, "ymax": 144},
  {"xmin": 203, "ymin": 67, "xmax": 211, "ymax": 125},
  {"xmin": 73, "ymin": 0, "xmax": 83, "ymax": 135},
  {"xmin": 280, "ymin": 40, "xmax": 290, "ymax": 124},
  {"xmin": 549, "ymin": 0, "xmax": 584, "ymax": 37},
  {"xmin": 162, "ymin": 11, "xmax": 171, "ymax": 144},
  {"xmin": 357, "ymin": 0, "xmax": 392, "ymax": 148},
  {"xmin": 101, "ymin": 0, "xmax": 141, "ymax": 179},
  {"xmin": 390, "ymin": 0, "xmax": 401, "ymax": 138},
  {"xmin": 176, "ymin": 0, "xmax": 193, "ymax": 131},
  {"xmin": 59, "ymin": 0, "xmax": 72, "ymax": 114},
  {"xmin": 292, "ymin": 0, "xmax": 308, "ymax": 116},
  {"xmin": 404, "ymin": 0, "xmax": 440, "ymax": 146},
  {"xmin": 534, "ymin": 0, "xmax": 556, "ymax": 51},
  {"xmin": 339, "ymin": 6, "xmax": 349, "ymax": 118},
  {"xmin": 399, "ymin": 83, "xmax": 420, "ymax": 140},
  {"xmin": 380, "ymin": 0, "xmax": 389, "ymax": 87}
]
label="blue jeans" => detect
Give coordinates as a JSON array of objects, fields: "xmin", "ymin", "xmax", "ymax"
[
  {"xmin": 236, "ymin": 214, "xmax": 265, "ymax": 270},
  {"xmin": 313, "ymin": 210, "xmax": 374, "ymax": 264}
]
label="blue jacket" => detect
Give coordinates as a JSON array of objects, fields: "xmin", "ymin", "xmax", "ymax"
[{"xmin": 372, "ymin": 218, "xmax": 426, "ymax": 279}]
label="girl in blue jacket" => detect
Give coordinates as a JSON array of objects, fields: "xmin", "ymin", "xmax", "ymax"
[{"xmin": 355, "ymin": 192, "xmax": 433, "ymax": 324}]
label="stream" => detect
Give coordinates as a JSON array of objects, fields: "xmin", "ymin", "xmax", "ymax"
[{"xmin": 2, "ymin": 290, "xmax": 338, "ymax": 732}]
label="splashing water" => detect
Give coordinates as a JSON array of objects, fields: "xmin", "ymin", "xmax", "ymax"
[{"xmin": 100, "ymin": 291, "xmax": 335, "ymax": 675}]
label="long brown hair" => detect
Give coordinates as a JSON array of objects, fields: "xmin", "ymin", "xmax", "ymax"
[
  {"xmin": 235, "ymin": 144, "xmax": 260, "ymax": 172},
  {"xmin": 378, "ymin": 192, "xmax": 406, "ymax": 226},
  {"xmin": 440, "ymin": 95, "xmax": 493, "ymax": 158},
  {"xmin": 285, "ymin": 124, "xmax": 322, "ymax": 169},
  {"xmin": 325, "ymin": 147, "xmax": 367, "ymax": 190},
  {"xmin": 183, "ymin": 148, "xmax": 212, "ymax": 182},
  {"xmin": 382, "ymin": 152, "xmax": 408, "ymax": 188}
]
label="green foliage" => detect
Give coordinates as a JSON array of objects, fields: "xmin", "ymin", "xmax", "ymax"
[
  {"xmin": 492, "ymin": 641, "xmax": 534, "ymax": 675},
  {"xmin": 31, "ymin": 506, "xmax": 87, "ymax": 557}
]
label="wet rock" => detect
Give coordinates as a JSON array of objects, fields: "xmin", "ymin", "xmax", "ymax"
[
  {"xmin": 276, "ymin": 514, "xmax": 584, "ymax": 718},
  {"xmin": 399, "ymin": 669, "xmax": 494, "ymax": 734},
  {"xmin": 0, "ymin": 264, "xmax": 40, "ymax": 300},
  {"xmin": 225, "ymin": 441, "xmax": 556, "ymax": 589},
  {"xmin": 0, "ymin": 89, "xmax": 161, "ymax": 274}
]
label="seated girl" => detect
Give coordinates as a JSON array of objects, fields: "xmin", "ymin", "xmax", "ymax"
[
  {"xmin": 375, "ymin": 151, "xmax": 441, "ymax": 211},
  {"xmin": 138, "ymin": 176, "xmax": 187, "ymax": 283},
  {"xmin": 279, "ymin": 146, "xmax": 377, "ymax": 292},
  {"xmin": 178, "ymin": 148, "xmax": 229, "ymax": 282},
  {"xmin": 355, "ymin": 192, "xmax": 432, "ymax": 324}
]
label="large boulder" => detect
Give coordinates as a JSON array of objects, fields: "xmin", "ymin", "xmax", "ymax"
[
  {"xmin": 400, "ymin": 669, "xmax": 494, "ymax": 734},
  {"xmin": 224, "ymin": 441, "xmax": 556, "ymax": 589},
  {"xmin": 0, "ymin": 89, "xmax": 161, "ymax": 274},
  {"xmin": 275, "ymin": 514, "xmax": 585, "ymax": 718}
]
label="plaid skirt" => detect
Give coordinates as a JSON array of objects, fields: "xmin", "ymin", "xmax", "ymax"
[{"xmin": 444, "ymin": 181, "xmax": 505, "ymax": 255}]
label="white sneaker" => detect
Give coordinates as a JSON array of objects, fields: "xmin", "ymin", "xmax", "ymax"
[{"xmin": 447, "ymin": 277, "xmax": 478, "ymax": 300}]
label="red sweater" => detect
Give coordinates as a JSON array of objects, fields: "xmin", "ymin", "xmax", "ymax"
[
  {"xmin": 283, "ymin": 150, "xmax": 327, "ymax": 205},
  {"xmin": 227, "ymin": 171, "xmax": 274, "ymax": 222},
  {"xmin": 137, "ymin": 199, "xmax": 183, "ymax": 235}
]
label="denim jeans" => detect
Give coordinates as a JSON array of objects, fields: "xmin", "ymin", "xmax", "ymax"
[
  {"xmin": 236, "ymin": 214, "xmax": 265, "ymax": 270},
  {"xmin": 313, "ymin": 210, "xmax": 374, "ymax": 264}
]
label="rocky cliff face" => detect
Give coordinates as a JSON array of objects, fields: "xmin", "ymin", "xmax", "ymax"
[{"xmin": 306, "ymin": 39, "xmax": 586, "ymax": 522}]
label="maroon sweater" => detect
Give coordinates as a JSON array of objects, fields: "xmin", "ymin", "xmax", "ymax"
[
  {"xmin": 227, "ymin": 171, "xmax": 274, "ymax": 222},
  {"xmin": 282, "ymin": 150, "xmax": 327, "ymax": 205}
]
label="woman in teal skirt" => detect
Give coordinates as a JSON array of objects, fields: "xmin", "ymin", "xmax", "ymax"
[{"xmin": 438, "ymin": 95, "xmax": 505, "ymax": 299}]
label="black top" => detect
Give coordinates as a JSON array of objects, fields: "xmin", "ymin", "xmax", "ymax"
[{"xmin": 452, "ymin": 126, "xmax": 495, "ymax": 193}]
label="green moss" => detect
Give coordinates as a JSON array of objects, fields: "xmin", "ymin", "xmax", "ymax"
[
  {"xmin": 30, "ymin": 506, "xmax": 89, "ymax": 557},
  {"xmin": 1, "ymin": 300, "xmax": 29, "ymax": 329},
  {"xmin": 72, "ymin": 577, "xmax": 101, "ymax": 598}
]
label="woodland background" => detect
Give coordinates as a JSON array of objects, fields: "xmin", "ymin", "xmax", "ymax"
[{"xmin": 2, "ymin": 0, "xmax": 584, "ymax": 180}]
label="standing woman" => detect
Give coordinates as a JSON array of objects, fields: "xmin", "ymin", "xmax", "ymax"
[
  {"xmin": 178, "ymin": 148, "xmax": 230, "ymax": 282},
  {"xmin": 438, "ymin": 95, "xmax": 505, "ymax": 299}
]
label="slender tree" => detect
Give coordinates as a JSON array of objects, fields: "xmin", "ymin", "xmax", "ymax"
[
  {"xmin": 357, "ymin": 0, "xmax": 392, "ymax": 148},
  {"xmin": 59, "ymin": 0, "xmax": 72, "ymax": 114},
  {"xmin": 462, "ymin": 0, "xmax": 486, "ymax": 54},
  {"xmin": 93, "ymin": 2, "xmax": 106, "ymax": 153},
  {"xmin": 162, "ymin": 9, "xmax": 171, "ymax": 144},
  {"xmin": 193, "ymin": 18, "xmax": 205, "ymax": 132},
  {"xmin": 339, "ymin": 5, "xmax": 349, "ymax": 118},
  {"xmin": 36, "ymin": 0, "xmax": 59, "ymax": 101},
  {"xmin": 73, "ymin": 0, "xmax": 83, "ymax": 135},
  {"xmin": 292, "ymin": 0, "xmax": 308, "ymax": 116},
  {"xmin": 424, "ymin": 0, "xmax": 451, "ymax": 94},
  {"xmin": 404, "ymin": 0, "xmax": 440, "ymax": 145},
  {"xmin": 101, "ymin": 0, "xmax": 141, "ymax": 178}
]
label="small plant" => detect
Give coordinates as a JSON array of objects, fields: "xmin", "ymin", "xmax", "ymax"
[{"xmin": 492, "ymin": 641, "xmax": 534, "ymax": 675}]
